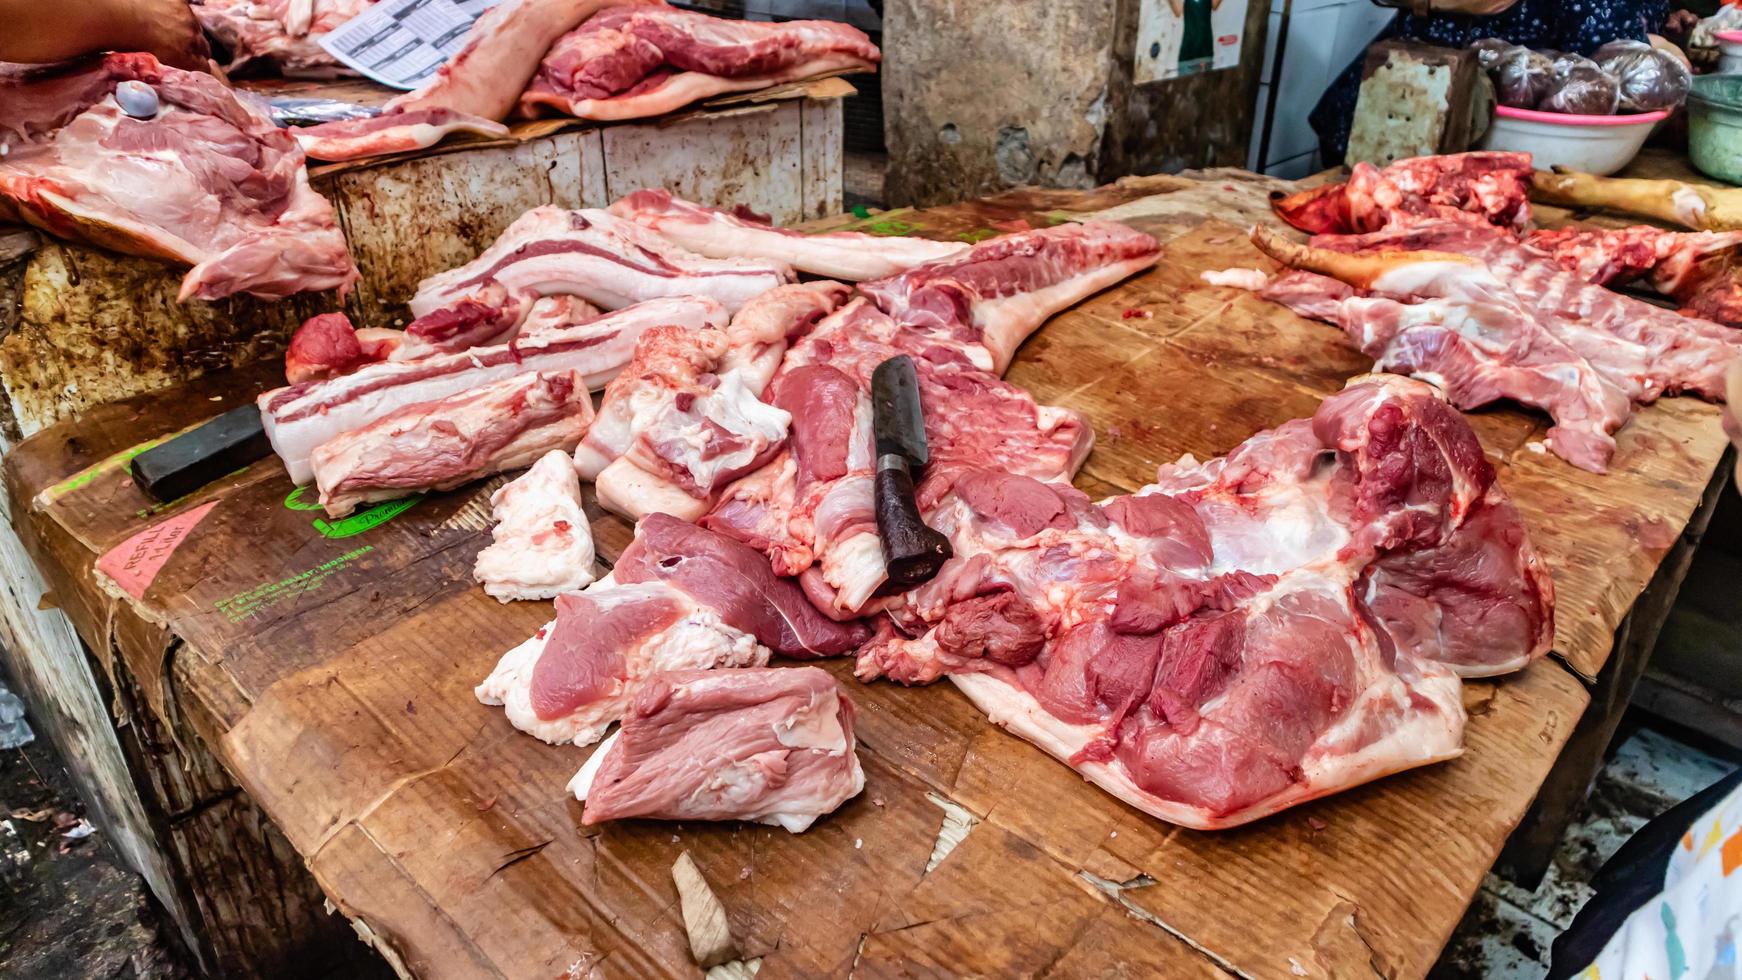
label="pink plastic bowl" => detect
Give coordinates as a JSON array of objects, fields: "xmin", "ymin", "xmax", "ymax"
[{"xmin": 1480, "ymin": 106, "xmax": 1669, "ymax": 175}]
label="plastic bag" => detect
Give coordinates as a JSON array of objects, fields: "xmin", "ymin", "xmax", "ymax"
[
  {"xmin": 0, "ymin": 682, "xmax": 33, "ymax": 750},
  {"xmin": 1539, "ymin": 55, "xmax": 1621, "ymax": 115},
  {"xmin": 1471, "ymin": 37, "xmax": 1515, "ymax": 71},
  {"xmin": 1492, "ymin": 46, "xmax": 1556, "ymax": 109},
  {"xmin": 1595, "ymin": 43, "xmax": 1691, "ymax": 112}
]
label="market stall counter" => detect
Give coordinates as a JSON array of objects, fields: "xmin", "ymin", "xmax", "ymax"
[{"xmin": 8, "ymin": 169, "xmax": 1730, "ymax": 978}]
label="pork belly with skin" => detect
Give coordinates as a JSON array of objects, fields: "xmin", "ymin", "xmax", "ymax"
[
  {"xmin": 261, "ymin": 296, "xmax": 727, "ymax": 484},
  {"xmin": 571, "ymin": 666, "xmax": 864, "ymax": 832},
  {"xmin": 474, "ymin": 450, "xmax": 597, "ymax": 602},
  {"xmin": 311, "ymin": 370, "xmax": 595, "ymax": 517}
]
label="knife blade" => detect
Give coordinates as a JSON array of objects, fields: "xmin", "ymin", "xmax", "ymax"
[{"xmin": 870, "ymin": 355, "xmax": 952, "ymax": 588}]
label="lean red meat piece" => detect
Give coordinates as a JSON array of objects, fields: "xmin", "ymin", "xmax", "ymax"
[
  {"xmin": 477, "ymin": 514, "xmax": 865, "ymax": 745},
  {"xmin": 473, "ymin": 450, "xmax": 597, "ymax": 602},
  {"xmin": 520, "ymin": 4, "xmax": 879, "ymax": 121},
  {"xmin": 570, "ymin": 666, "xmax": 863, "ymax": 832},
  {"xmin": 858, "ymin": 376, "xmax": 1551, "ymax": 829},
  {"xmin": 310, "ymin": 369, "xmax": 596, "ymax": 517},
  {"xmin": 409, "ymin": 206, "xmax": 792, "ymax": 319},
  {"xmin": 0, "ymin": 54, "xmax": 357, "ymax": 302},
  {"xmin": 192, "ymin": 0, "xmax": 376, "ymax": 78},
  {"xmin": 575, "ymin": 283, "xmax": 848, "ymax": 520},
  {"xmin": 261, "ymin": 296, "xmax": 727, "ymax": 484},
  {"xmin": 704, "ymin": 299, "xmax": 1093, "ymax": 618},
  {"xmin": 476, "ymin": 581, "xmax": 768, "ymax": 746},
  {"xmin": 859, "ymin": 221, "xmax": 1162, "ymax": 374},
  {"xmin": 292, "ymin": 109, "xmax": 510, "ymax": 162},
  {"xmin": 606, "ymin": 189, "xmax": 967, "ymax": 280},
  {"xmin": 1269, "ymin": 151, "xmax": 1534, "ymax": 235},
  {"xmin": 1304, "ymin": 221, "xmax": 1742, "ymax": 401},
  {"xmin": 612, "ymin": 513, "xmax": 870, "ymax": 658},
  {"xmin": 385, "ymin": 0, "xmax": 647, "ymax": 120},
  {"xmin": 284, "ymin": 312, "xmax": 404, "ymax": 384}
]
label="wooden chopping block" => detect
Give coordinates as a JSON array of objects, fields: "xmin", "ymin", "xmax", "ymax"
[{"xmin": 1347, "ymin": 40, "xmax": 1485, "ymax": 168}]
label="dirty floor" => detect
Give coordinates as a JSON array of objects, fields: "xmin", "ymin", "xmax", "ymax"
[{"xmin": 0, "ymin": 680, "xmax": 189, "ymax": 979}]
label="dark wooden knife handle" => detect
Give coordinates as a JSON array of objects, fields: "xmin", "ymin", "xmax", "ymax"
[{"xmin": 874, "ymin": 464, "xmax": 953, "ymax": 588}]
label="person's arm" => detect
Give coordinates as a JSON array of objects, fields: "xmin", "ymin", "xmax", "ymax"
[
  {"xmin": 1169, "ymin": 0, "xmax": 1184, "ymax": 16},
  {"xmin": 0, "ymin": 0, "xmax": 210, "ymax": 71}
]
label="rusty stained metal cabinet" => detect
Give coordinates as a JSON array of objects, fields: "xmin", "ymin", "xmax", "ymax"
[{"xmin": 0, "ymin": 87, "xmax": 844, "ymax": 979}]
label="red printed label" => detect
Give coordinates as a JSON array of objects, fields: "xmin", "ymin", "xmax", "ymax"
[{"xmin": 95, "ymin": 501, "xmax": 219, "ymax": 600}]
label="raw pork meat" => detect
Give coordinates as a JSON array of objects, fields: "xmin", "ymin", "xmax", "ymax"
[
  {"xmin": 261, "ymin": 296, "xmax": 727, "ymax": 484},
  {"xmin": 386, "ymin": 0, "xmax": 645, "ymax": 121},
  {"xmin": 292, "ymin": 109, "xmax": 510, "ymax": 163},
  {"xmin": 310, "ymin": 369, "xmax": 596, "ymax": 517},
  {"xmin": 860, "ymin": 221, "xmax": 1163, "ymax": 373},
  {"xmin": 857, "ymin": 376, "xmax": 1552, "ymax": 829},
  {"xmin": 1254, "ymin": 228, "xmax": 1634, "ymax": 472},
  {"xmin": 284, "ymin": 312, "xmax": 404, "ymax": 384},
  {"xmin": 408, "ymin": 206, "xmax": 792, "ymax": 319},
  {"xmin": 192, "ymin": 0, "xmax": 375, "ymax": 78},
  {"xmin": 476, "ymin": 514, "xmax": 866, "ymax": 745},
  {"xmin": 0, "ymin": 54, "xmax": 357, "ymax": 301},
  {"xmin": 575, "ymin": 282, "xmax": 849, "ymax": 520},
  {"xmin": 520, "ymin": 4, "xmax": 880, "ymax": 121},
  {"xmin": 1521, "ymin": 225, "xmax": 1742, "ymax": 328},
  {"xmin": 607, "ymin": 188, "xmax": 970, "ymax": 280},
  {"xmin": 474, "ymin": 450, "xmax": 597, "ymax": 601},
  {"xmin": 705, "ymin": 298, "xmax": 1093, "ymax": 618},
  {"xmin": 570, "ymin": 666, "xmax": 863, "ymax": 831},
  {"xmin": 1268, "ymin": 151, "xmax": 1534, "ymax": 235}
]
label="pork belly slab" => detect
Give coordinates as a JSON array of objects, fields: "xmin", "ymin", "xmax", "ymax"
[
  {"xmin": 607, "ymin": 189, "xmax": 968, "ymax": 280},
  {"xmin": 292, "ymin": 109, "xmax": 510, "ymax": 163},
  {"xmin": 476, "ymin": 514, "xmax": 867, "ymax": 745},
  {"xmin": 0, "ymin": 53, "xmax": 357, "ymax": 301},
  {"xmin": 262, "ymin": 296, "xmax": 727, "ymax": 484},
  {"xmin": 311, "ymin": 370, "xmax": 595, "ymax": 517},
  {"xmin": 857, "ymin": 376, "xmax": 1552, "ymax": 830},
  {"xmin": 570, "ymin": 666, "xmax": 863, "ymax": 832},
  {"xmin": 409, "ymin": 205, "xmax": 793, "ymax": 320},
  {"xmin": 520, "ymin": 5, "xmax": 880, "ymax": 121},
  {"xmin": 474, "ymin": 450, "xmax": 597, "ymax": 602}
]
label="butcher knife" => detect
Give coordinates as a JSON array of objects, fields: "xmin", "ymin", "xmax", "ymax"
[{"xmin": 870, "ymin": 355, "xmax": 953, "ymax": 588}]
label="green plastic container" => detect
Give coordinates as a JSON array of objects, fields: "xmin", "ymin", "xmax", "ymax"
[{"xmin": 1689, "ymin": 75, "xmax": 1742, "ymax": 185}]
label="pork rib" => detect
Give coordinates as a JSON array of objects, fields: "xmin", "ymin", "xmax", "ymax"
[
  {"xmin": 606, "ymin": 188, "xmax": 971, "ymax": 281},
  {"xmin": 570, "ymin": 666, "xmax": 863, "ymax": 832},
  {"xmin": 262, "ymin": 296, "xmax": 727, "ymax": 484},
  {"xmin": 409, "ymin": 205, "xmax": 793, "ymax": 318},
  {"xmin": 473, "ymin": 449, "xmax": 598, "ymax": 602},
  {"xmin": 310, "ymin": 369, "xmax": 596, "ymax": 517},
  {"xmin": 0, "ymin": 53, "xmax": 357, "ymax": 301}
]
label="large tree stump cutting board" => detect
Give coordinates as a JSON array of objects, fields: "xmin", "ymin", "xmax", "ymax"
[{"xmin": 8, "ymin": 173, "xmax": 1729, "ymax": 978}]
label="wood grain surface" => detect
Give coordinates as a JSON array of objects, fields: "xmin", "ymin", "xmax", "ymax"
[{"xmin": 9, "ymin": 173, "xmax": 1731, "ymax": 978}]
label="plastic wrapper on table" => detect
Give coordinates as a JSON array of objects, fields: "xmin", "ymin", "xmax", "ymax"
[
  {"xmin": 1492, "ymin": 46, "xmax": 1556, "ymax": 109},
  {"xmin": 1595, "ymin": 43, "xmax": 1691, "ymax": 113},
  {"xmin": 1539, "ymin": 63, "xmax": 1621, "ymax": 115}
]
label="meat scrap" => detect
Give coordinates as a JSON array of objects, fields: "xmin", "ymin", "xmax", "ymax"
[
  {"xmin": 858, "ymin": 375, "xmax": 1552, "ymax": 830},
  {"xmin": 0, "ymin": 53, "xmax": 357, "ymax": 301},
  {"xmin": 310, "ymin": 369, "xmax": 596, "ymax": 517},
  {"xmin": 293, "ymin": 109, "xmax": 510, "ymax": 163},
  {"xmin": 474, "ymin": 450, "xmax": 597, "ymax": 602},
  {"xmin": 284, "ymin": 312, "xmax": 403, "ymax": 384},
  {"xmin": 1268, "ymin": 151, "xmax": 1534, "ymax": 236},
  {"xmin": 192, "ymin": 0, "xmax": 376, "ymax": 78},
  {"xmin": 570, "ymin": 666, "xmax": 864, "ymax": 832}
]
